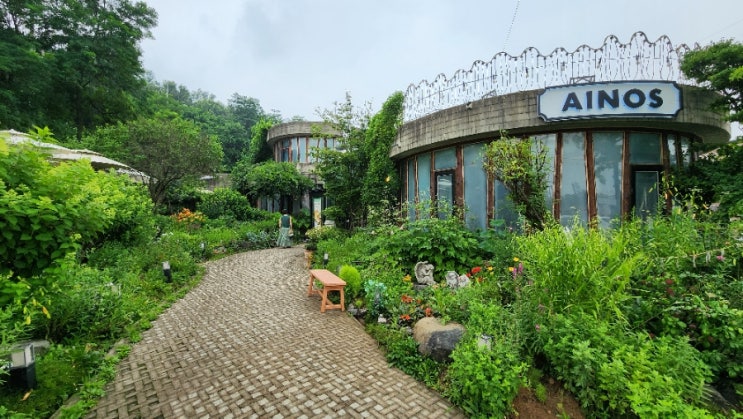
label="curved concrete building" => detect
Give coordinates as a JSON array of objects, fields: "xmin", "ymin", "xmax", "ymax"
[
  {"xmin": 393, "ymin": 32, "xmax": 730, "ymax": 229},
  {"xmin": 266, "ymin": 121, "xmax": 340, "ymax": 226}
]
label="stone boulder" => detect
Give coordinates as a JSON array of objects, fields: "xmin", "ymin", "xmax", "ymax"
[{"xmin": 413, "ymin": 317, "xmax": 465, "ymax": 362}]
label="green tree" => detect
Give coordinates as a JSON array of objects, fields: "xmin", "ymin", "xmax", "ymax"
[
  {"xmin": 362, "ymin": 92, "xmax": 404, "ymax": 223},
  {"xmin": 674, "ymin": 141, "xmax": 743, "ymax": 220},
  {"xmin": 482, "ymin": 132, "xmax": 550, "ymax": 230},
  {"xmin": 83, "ymin": 117, "xmax": 223, "ymax": 207},
  {"xmin": 0, "ymin": 27, "xmax": 50, "ymax": 130},
  {"xmin": 0, "ymin": 0, "xmax": 158, "ymax": 139},
  {"xmin": 681, "ymin": 39, "xmax": 743, "ymax": 123},
  {"xmin": 245, "ymin": 117, "xmax": 279, "ymax": 165},
  {"xmin": 312, "ymin": 93, "xmax": 371, "ymax": 228},
  {"xmin": 676, "ymin": 39, "xmax": 743, "ymax": 219},
  {"xmin": 231, "ymin": 161, "xmax": 313, "ymax": 206}
]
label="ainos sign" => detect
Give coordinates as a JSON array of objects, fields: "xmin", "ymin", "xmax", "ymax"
[{"xmin": 538, "ymin": 81, "xmax": 682, "ymax": 121}]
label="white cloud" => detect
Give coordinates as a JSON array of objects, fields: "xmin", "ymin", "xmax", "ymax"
[{"xmin": 140, "ymin": 0, "xmax": 743, "ymax": 127}]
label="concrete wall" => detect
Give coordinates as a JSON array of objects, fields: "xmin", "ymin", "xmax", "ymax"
[{"xmin": 393, "ymin": 85, "xmax": 729, "ymax": 160}]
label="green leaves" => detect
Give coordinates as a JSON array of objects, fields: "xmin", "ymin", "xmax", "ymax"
[
  {"xmin": 680, "ymin": 39, "xmax": 743, "ymax": 123},
  {"xmin": 0, "ymin": 138, "xmax": 148, "ymax": 281},
  {"xmin": 482, "ymin": 131, "xmax": 551, "ymax": 229},
  {"xmin": 231, "ymin": 161, "xmax": 313, "ymax": 205}
]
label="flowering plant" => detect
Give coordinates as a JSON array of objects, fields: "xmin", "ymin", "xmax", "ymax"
[
  {"xmin": 467, "ymin": 264, "xmax": 495, "ymax": 283},
  {"xmin": 396, "ymin": 293, "xmax": 433, "ymax": 325},
  {"xmin": 173, "ymin": 208, "xmax": 205, "ymax": 230}
]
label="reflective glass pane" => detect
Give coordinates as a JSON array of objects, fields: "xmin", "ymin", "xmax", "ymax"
[
  {"xmin": 667, "ymin": 134, "xmax": 677, "ymax": 167},
  {"xmin": 298, "ymin": 137, "xmax": 307, "ymax": 163},
  {"xmin": 533, "ymin": 134, "xmax": 557, "ymax": 215},
  {"xmin": 593, "ymin": 132, "xmax": 623, "ymax": 228},
  {"xmin": 407, "ymin": 159, "xmax": 416, "ymax": 221},
  {"xmin": 436, "ymin": 173, "xmax": 454, "ymax": 219},
  {"xmin": 291, "ymin": 137, "xmax": 299, "ymax": 162},
  {"xmin": 418, "ymin": 154, "xmax": 432, "ymax": 216},
  {"xmin": 494, "ymin": 181, "xmax": 518, "ymax": 230},
  {"xmin": 630, "ymin": 132, "xmax": 661, "ymax": 164},
  {"xmin": 635, "ymin": 171, "xmax": 659, "ymax": 219},
  {"xmin": 560, "ymin": 132, "xmax": 588, "ymax": 225},
  {"xmin": 680, "ymin": 137, "xmax": 691, "ymax": 167},
  {"xmin": 308, "ymin": 139, "xmax": 320, "ymax": 162},
  {"xmin": 463, "ymin": 143, "xmax": 487, "ymax": 230},
  {"xmin": 434, "ymin": 148, "xmax": 456, "ymax": 170}
]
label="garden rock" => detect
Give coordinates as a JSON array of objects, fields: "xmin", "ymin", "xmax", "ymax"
[{"xmin": 413, "ymin": 317, "xmax": 465, "ymax": 362}]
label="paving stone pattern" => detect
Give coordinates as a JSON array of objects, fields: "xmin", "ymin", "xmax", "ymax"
[{"xmin": 87, "ymin": 247, "xmax": 464, "ymax": 418}]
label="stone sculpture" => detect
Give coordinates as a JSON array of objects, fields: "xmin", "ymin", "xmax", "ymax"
[
  {"xmin": 414, "ymin": 261, "xmax": 435, "ymax": 286},
  {"xmin": 445, "ymin": 270, "xmax": 470, "ymax": 289}
]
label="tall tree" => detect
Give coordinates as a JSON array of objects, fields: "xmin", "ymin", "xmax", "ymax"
[
  {"xmin": 681, "ymin": 39, "xmax": 743, "ymax": 123},
  {"xmin": 83, "ymin": 117, "xmax": 223, "ymax": 206},
  {"xmin": 245, "ymin": 116, "xmax": 280, "ymax": 165},
  {"xmin": 362, "ymin": 92, "xmax": 404, "ymax": 222},
  {"xmin": 0, "ymin": 0, "xmax": 157, "ymax": 139},
  {"xmin": 312, "ymin": 93, "xmax": 371, "ymax": 228}
]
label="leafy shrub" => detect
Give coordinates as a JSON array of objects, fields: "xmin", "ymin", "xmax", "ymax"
[
  {"xmin": 305, "ymin": 225, "xmax": 346, "ymax": 245},
  {"xmin": 292, "ymin": 208, "xmax": 312, "ymax": 235},
  {"xmin": 197, "ymin": 188, "xmax": 252, "ymax": 221},
  {"xmin": 515, "ymin": 220, "xmax": 642, "ymax": 322},
  {"xmin": 338, "ymin": 265, "xmax": 362, "ymax": 301},
  {"xmin": 37, "ymin": 264, "xmax": 126, "ymax": 343},
  {"xmin": 0, "ymin": 143, "xmax": 124, "ymax": 281},
  {"xmin": 376, "ymin": 216, "xmax": 483, "ymax": 278},
  {"xmin": 447, "ymin": 337, "xmax": 527, "ymax": 418},
  {"xmin": 363, "ymin": 279, "xmax": 388, "ymax": 319}
]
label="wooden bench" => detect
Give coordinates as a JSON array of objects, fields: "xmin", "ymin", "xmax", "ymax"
[{"xmin": 307, "ymin": 269, "xmax": 346, "ymax": 313}]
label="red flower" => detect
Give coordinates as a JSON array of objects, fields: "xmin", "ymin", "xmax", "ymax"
[
  {"xmin": 401, "ymin": 294, "xmax": 413, "ymax": 304},
  {"xmin": 424, "ymin": 307, "xmax": 433, "ymax": 317},
  {"xmin": 471, "ymin": 266, "xmax": 482, "ymax": 275}
]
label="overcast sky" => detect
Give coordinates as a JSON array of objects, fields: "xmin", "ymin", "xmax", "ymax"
[{"xmin": 140, "ymin": 0, "xmax": 743, "ymax": 127}]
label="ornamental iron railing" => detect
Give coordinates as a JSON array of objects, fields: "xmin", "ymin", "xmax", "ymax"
[{"xmin": 403, "ymin": 32, "xmax": 697, "ymax": 122}]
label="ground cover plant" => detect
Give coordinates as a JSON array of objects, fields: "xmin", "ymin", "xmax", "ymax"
[{"xmin": 308, "ymin": 209, "xmax": 743, "ymax": 418}]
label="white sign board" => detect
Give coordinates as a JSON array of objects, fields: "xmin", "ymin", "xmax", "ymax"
[{"xmin": 538, "ymin": 81, "xmax": 682, "ymax": 121}]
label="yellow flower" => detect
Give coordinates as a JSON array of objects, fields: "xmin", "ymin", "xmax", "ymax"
[
  {"xmin": 508, "ymin": 266, "xmax": 515, "ymax": 272},
  {"xmin": 385, "ymin": 175, "xmax": 391, "ymax": 182},
  {"xmin": 487, "ymin": 266, "xmax": 494, "ymax": 272},
  {"xmin": 513, "ymin": 257, "xmax": 520, "ymax": 262},
  {"xmin": 403, "ymin": 274, "xmax": 412, "ymax": 282}
]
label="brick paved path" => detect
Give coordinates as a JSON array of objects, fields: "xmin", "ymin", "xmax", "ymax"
[{"xmin": 87, "ymin": 247, "xmax": 464, "ymax": 418}]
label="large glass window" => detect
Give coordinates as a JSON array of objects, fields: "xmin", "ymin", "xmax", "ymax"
[
  {"xmin": 308, "ymin": 139, "xmax": 320, "ymax": 162},
  {"xmin": 407, "ymin": 159, "xmax": 416, "ymax": 221},
  {"xmin": 560, "ymin": 132, "xmax": 588, "ymax": 225},
  {"xmin": 463, "ymin": 144, "xmax": 487, "ymax": 230},
  {"xmin": 418, "ymin": 154, "xmax": 432, "ymax": 218},
  {"xmin": 630, "ymin": 132, "xmax": 661, "ymax": 164},
  {"xmin": 434, "ymin": 148, "xmax": 456, "ymax": 170},
  {"xmin": 494, "ymin": 181, "xmax": 518, "ymax": 230},
  {"xmin": 280, "ymin": 139, "xmax": 290, "ymax": 162},
  {"xmin": 680, "ymin": 137, "xmax": 691, "ymax": 167},
  {"xmin": 533, "ymin": 134, "xmax": 557, "ymax": 214},
  {"xmin": 634, "ymin": 171, "xmax": 659, "ymax": 219},
  {"xmin": 667, "ymin": 134, "xmax": 678, "ymax": 167},
  {"xmin": 593, "ymin": 132, "xmax": 623, "ymax": 228},
  {"xmin": 436, "ymin": 171, "xmax": 454, "ymax": 219},
  {"xmin": 298, "ymin": 137, "xmax": 307, "ymax": 163},
  {"xmin": 291, "ymin": 137, "xmax": 299, "ymax": 162}
]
